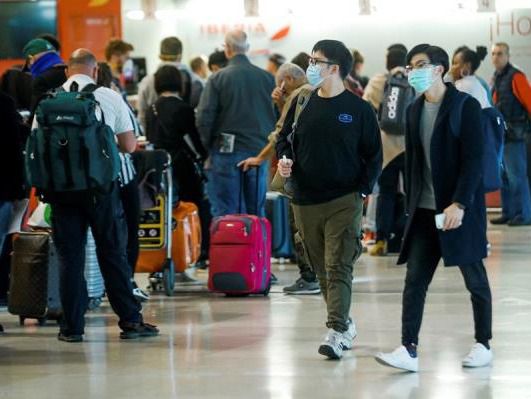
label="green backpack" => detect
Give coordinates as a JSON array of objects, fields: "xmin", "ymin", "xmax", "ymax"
[{"xmin": 25, "ymin": 84, "xmax": 120, "ymax": 203}]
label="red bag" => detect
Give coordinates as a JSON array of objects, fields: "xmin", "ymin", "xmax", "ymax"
[{"xmin": 208, "ymin": 215, "xmax": 271, "ymax": 296}]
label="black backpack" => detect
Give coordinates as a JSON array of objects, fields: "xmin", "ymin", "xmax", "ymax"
[{"xmin": 378, "ymin": 71, "xmax": 415, "ymax": 136}]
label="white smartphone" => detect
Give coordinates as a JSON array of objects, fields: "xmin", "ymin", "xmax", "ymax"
[{"xmin": 435, "ymin": 213, "xmax": 446, "ymax": 230}]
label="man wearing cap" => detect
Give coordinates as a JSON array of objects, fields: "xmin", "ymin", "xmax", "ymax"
[
  {"xmin": 23, "ymin": 38, "xmax": 67, "ymax": 111},
  {"xmin": 137, "ymin": 36, "xmax": 203, "ymax": 130}
]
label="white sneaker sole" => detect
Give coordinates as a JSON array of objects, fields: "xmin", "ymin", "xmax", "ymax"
[
  {"xmin": 375, "ymin": 354, "xmax": 418, "ymax": 372},
  {"xmin": 283, "ymin": 289, "xmax": 321, "ymax": 295}
]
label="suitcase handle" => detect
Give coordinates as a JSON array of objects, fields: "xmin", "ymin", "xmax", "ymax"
[{"xmin": 238, "ymin": 167, "xmax": 261, "ymax": 215}]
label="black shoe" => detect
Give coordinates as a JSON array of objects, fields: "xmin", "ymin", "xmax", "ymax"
[
  {"xmin": 508, "ymin": 216, "xmax": 531, "ymax": 227},
  {"xmin": 490, "ymin": 216, "xmax": 510, "ymax": 225},
  {"xmin": 0, "ymin": 324, "xmax": 4, "ymax": 333},
  {"xmin": 58, "ymin": 332, "xmax": 83, "ymax": 343},
  {"xmin": 119, "ymin": 321, "xmax": 159, "ymax": 340},
  {"xmin": 270, "ymin": 273, "xmax": 278, "ymax": 285}
]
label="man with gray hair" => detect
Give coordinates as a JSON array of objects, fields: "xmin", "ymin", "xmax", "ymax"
[
  {"xmin": 238, "ymin": 62, "xmax": 320, "ymax": 295},
  {"xmin": 197, "ymin": 30, "xmax": 276, "ymax": 217},
  {"xmin": 30, "ymin": 48, "xmax": 159, "ymax": 342}
]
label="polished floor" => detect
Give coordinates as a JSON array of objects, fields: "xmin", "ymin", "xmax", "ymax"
[{"xmin": 1, "ymin": 223, "xmax": 531, "ymax": 399}]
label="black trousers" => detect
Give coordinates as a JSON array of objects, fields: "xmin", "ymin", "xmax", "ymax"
[
  {"xmin": 51, "ymin": 184, "xmax": 142, "ymax": 335},
  {"xmin": 401, "ymin": 208, "xmax": 492, "ymax": 346},
  {"xmin": 119, "ymin": 177, "xmax": 140, "ymax": 277},
  {"xmin": 376, "ymin": 153, "xmax": 405, "ymax": 242}
]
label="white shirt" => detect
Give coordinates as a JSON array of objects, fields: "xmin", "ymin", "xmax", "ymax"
[
  {"xmin": 455, "ymin": 76, "xmax": 491, "ymax": 109},
  {"xmin": 32, "ymin": 74, "xmax": 134, "ymax": 134}
]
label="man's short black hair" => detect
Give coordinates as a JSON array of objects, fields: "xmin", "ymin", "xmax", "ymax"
[
  {"xmin": 291, "ymin": 52, "xmax": 310, "ymax": 72},
  {"xmin": 154, "ymin": 65, "xmax": 182, "ymax": 94},
  {"xmin": 268, "ymin": 53, "xmax": 286, "ymax": 68},
  {"xmin": 406, "ymin": 44, "xmax": 450, "ymax": 76},
  {"xmin": 387, "ymin": 43, "xmax": 408, "ymax": 53},
  {"xmin": 312, "ymin": 40, "xmax": 353, "ymax": 79},
  {"xmin": 208, "ymin": 50, "xmax": 228, "ymax": 71},
  {"xmin": 386, "ymin": 49, "xmax": 407, "ymax": 71}
]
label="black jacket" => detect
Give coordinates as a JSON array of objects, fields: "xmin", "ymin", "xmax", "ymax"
[
  {"xmin": 30, "ymin": 65, "xmax": 68, "ymax": 112},
  {"xmin": 398, "ymin": 84, "xmax": 487, "ymax": 266},
  {"xmin": 196, "ymin": 54, "xmax": 276, "ymax": 153},
  {"xmin": 0, "ymin": 92, "xmax": 26, "ymax": 201}
]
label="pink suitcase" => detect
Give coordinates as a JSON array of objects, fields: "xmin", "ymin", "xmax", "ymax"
[{"xmin": 208, "ymin": 215, "xmax": 272, "ymax": 296}]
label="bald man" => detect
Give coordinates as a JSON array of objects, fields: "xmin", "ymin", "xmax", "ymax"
[
  {"xmin": 196, "ymin": 30, "xmax": 276, "ymax": 218},
  {"xmin": 31, "ymin": 49, "xmax": 159, "ymax": 342}
]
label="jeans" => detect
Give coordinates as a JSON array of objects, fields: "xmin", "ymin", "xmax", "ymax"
[
  {"xmin": 119, "ymin": 178, "xmax": 140, "ymax": 278},
  {"xmin": 501, "ymin": 141, "xmax": 531, "ymax": 221},
  {"xmin": 376, "ymin": 153, "xmax": 405, "ymax": 242},
  {"xmin": 0, "ymin": 201, "xmax": 13, "ymax": 252},
  {"xmin": 207, "ymin": 151, "xmax": 268, "ymax": 217},
  {"xmin": 293, "ymin": 193, "xmax": 364, "ymax": 332},
  {"xmin": 401, "ymin": 209, "xmax": 493, "ymax": 346},
  {"xmin": 51, "ymin": 184, "xmax": 142, "ymax": 335}
]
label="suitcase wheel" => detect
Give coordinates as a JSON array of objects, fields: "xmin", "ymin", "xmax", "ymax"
[{"xmin": 162, "ymin": 260, "xmax": 175, "ymax": 297}]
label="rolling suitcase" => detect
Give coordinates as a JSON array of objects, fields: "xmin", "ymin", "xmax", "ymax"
[
  {"xmin": 208, "ymin": 170, "xmax": 272, "ymax": 296},
  {"xmin": 8, "ymin": 231, "xmax": 62, "ymax": 326},
  {"xmin": 136, "ymin": 200, "xmax": 199, "ymax": 274},
  {"xmin": 208, "ymin": 215, "xmax": 271, "ymax": 296},
  {"xmin": 85, "ymin": 228, "xmax": 105, "ymax": 310},
  {"xmin": 265, "ymin": 192, "xmax": 293, "ymax": 259}
]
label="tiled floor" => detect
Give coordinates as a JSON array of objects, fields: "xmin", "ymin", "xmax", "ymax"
[{"xmin": 1, "ymin": 224, "xmax": 531, "ymax": 398}]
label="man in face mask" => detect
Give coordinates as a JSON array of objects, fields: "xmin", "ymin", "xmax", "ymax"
[
  {"xmin": 276, "ymin": 40, "xmax": 382, "ymax": 360},
  {"xmin": 375, "ymin": 44, "xmax": 493, "ymax": 372}
]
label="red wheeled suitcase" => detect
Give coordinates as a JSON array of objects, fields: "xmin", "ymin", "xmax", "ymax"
[{"xmin": 208, "ymin": 215, "xmax": 271, "ymax": 296}]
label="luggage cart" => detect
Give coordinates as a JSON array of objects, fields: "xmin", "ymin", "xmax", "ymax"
[{"xmin": 134, "ymin": 150, "xmax": 176, "ymax": 296}]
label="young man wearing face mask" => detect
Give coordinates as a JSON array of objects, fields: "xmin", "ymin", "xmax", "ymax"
[
  {"xmin": 276, "ymin": 40, "xmax": 382, "ymax": 359},
  {"xmin": 374, "ymin": 44, "xmax": 493, "ymax": 372}
]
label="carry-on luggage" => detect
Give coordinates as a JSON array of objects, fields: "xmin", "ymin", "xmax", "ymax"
[
  {"xmin": 8, "ymin": 231, "xmax": 62, "ymax": 326},
  {"xmin": 136, "ymin": 198, "xmax": 201, "ymax": 294},
  {"xmin": 85, "ymin": 228, "xmax": 105, "ymax": 310},
  {"xmin": 208, "ymin": 170, "xmax": 272, "ymax": 296},
  {"xmin": 265, "ymin": 192, "xmax": 293, "ymax": 259}
]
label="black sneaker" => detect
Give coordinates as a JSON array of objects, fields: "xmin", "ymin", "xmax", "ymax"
[
  {"xmin": 119, "ymin": 321, "xmax": 159, "ymax": 340},
  {"xmin": 58, "ymin": 332, "xmax": 83, "ymax": 343},
  {"xmin": 490, "ymin": 216, "xmax": 510, "ymax": 225},
  {"xmin": 508, "ymin": 216, "xmax": 531, "ymax": 227}
]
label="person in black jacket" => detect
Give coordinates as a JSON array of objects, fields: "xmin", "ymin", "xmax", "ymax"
[
  {"xmin": 375, "ymin": 44, "xmax": 493, "ymax": 372},
  {"xmin": 22, "ymin": 38, "xmax": 67, "ymax": 112},
  {"xmin": 277, "ymin": 40, "xmax": 382, "ymax": 360},
  {"xmin": 146, "ymin": 65, "xmax": 211, "ymax": 264},
  {"xmin": 0, "ymin": 91, "xmax": 27, "ymax": 330}
]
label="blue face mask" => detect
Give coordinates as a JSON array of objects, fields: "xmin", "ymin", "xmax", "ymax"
[
  {"xmin": 306, "ymin": 64, "xmax": 325, "ymax": 87},
  {"xmin": 408, "ymin": 67, "xmax": 435, "ymax": 93}
]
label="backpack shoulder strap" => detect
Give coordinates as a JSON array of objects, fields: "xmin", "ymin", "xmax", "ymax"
[
  {"xmin": 449, "ymin": 92, "xmax": 470, "ymax": 138},
  {"xmin": 292, "ymin": 88, "xmax": 315, "ymax": 130},
  {"xmin": 82, "ymin": 83, "xmax": 99, "ymax": 94}
]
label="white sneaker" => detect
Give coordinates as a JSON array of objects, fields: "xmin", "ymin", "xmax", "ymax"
[
  {"xmin": 462, "ymin": 343, "xmax": 493, "ymax": 368},
  {"xmin": 342, "ymin": 319, "xmax": 357, "ymax": 350},
  {"xmin": 318, "ymin": 329, "xmax": 344, "ymax": 359},
  {"xmin": 375, "ymin": 346, "xmax": 419, "ymax": 372},
  {"xmin": 133, "ymin": 287, "xmax": 150, "ymax": 302}
]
